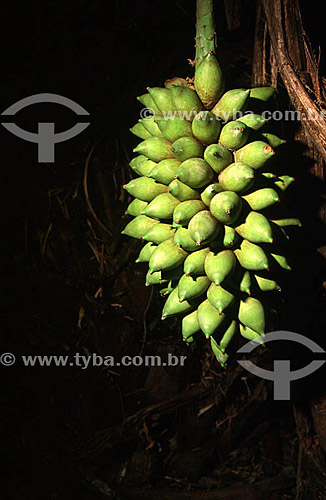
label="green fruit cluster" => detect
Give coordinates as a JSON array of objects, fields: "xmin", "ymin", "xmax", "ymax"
[{"xmin": 122, "ymin": 80, "xmax": 300, "ymax": 367}]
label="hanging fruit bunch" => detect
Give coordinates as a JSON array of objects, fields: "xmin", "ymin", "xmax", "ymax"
[{"xmin": 122, "ymin": 0, "xmax": 301, "ymax": 366}]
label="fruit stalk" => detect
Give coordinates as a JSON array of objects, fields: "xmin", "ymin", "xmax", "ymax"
[{"xmin": 195, "ymin": 0, "xmax": 216, "ymax": 68}]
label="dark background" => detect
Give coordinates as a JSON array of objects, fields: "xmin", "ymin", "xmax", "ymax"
[{"xmin": 1, "ymin": 1, "xmax": 326, "ymax": 499}]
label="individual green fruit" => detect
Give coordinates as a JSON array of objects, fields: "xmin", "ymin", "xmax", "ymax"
[
  {"xmin": 149, "ymin": 238, "xmax": 188, "ymax": 273},
  {"xmin": 194, "ymin": 52, "xmax": 224, "ymax": 103},
  {"xmin": 142, "ymin": 193, "xmax": 180, "ymax": 219},
  {"xmin": 168, "ymin": 179, "xmax": 201, "ymax": 201},
  {"xmin": 219, "ymin": 121, "xmax": 249, "ymax": 150},
  {"xmin": 274, "ymin": 175, "xmax": 295, "ymax": 191},
  {"xmin": 122, "ymin": 215, "xmax": 159, "ymax": 239},
  {"xmin": 188, "ymin": 210, "xmax": 221, "ymax": 245},
  {"xmin": 148, "ymin": 158, "xmax": 181, "ymax": 185},
  {"xmin": 218, "ymin": 320, "xmax": 237, "ymax": 352},
  {"xmin": 210, "ymin": 191, "xmax": 242, "ymax": 224},
  {"xmin": 223, "ymin": 225, "xmax": 238, "ymax": 247},
  {"xmin": 143, "ymin": 223, "xmax": 176, "ymax": 244},
  {"xmin": 234, "ymin": 141, "xmax": 275, "ymax": 169},
  {"xmin": 255, "ymin": 274, "xmax": 281, "ymax": 292},
  {"xmin": 271, "ymin": 218, "xmax": 302, "ymax": 227},
  {"xmin": 159, "ymin": 281, "xmax": 175, "ymax": 296},
  {"xmin": 212, "ymin": 89, "xmax": 250, "ymax": 121},
  {"xmin": 218, "ymin": 163, "xmax": 255, "ymax": 193},
  {"xmin": 136, "ymin": 241, "xmax": 157, "ymax": 263},
  {"xmin": 183, "ymin": 247, "xmax": 210, "ymax": 276},
  {"xmin": 165, "ymin": 77, "xmax": 188, "ymax": 89},
  {"xmin": 182, "ymin": 310, "xmax": 201, "ymax": 340},
  {"xmin": 125, "ymin": 198, "xmax": 148, "ymax": 216},
  {"xmin": 204, "ymin": 143, "xmax": 233, "ymax": 174},
  {"xmin": 123, "ymin": 177, "xmax": 168, "ymax": 202},
  {"xmin": 176, "ymin": 158, "xmax": 214, "ymax": 189},
  {"xmin": 207, "ymin": 283, "xmax": 234, "ymax": 314},
  {"xmin": 155, "ymin": 116, "xmax": 193, "ymax": 142},
  {"xmin": 262, "ymin": 133, "xmax": 286, "ymax": 148},
  {"xmin": 201, "ymin": 183, "xmax": 223, "ymax": 206},
  {"xmin": 240, "ymin": 270, "xmax": 251, "ymax": 294},
  {"xmin": 146, "ymin": 270, "xmax": 165, "ymax": 286},
  {"xmin": 174, "ymin": 227, "xmax": 205, "ymax": 251},
  {"xmin": 170, "ymin": 85, "xmax": 204, "ymax": 120},
  {"xmin": 242, "ymin": 188, "xmax": 280, "ymax": 210},
  {"xmin": 129, "ymin": 156, "xmax": 157, "ymax": 176},
  {"xmin": 240, "ymin": 324, "xmax": 263, "ymax": 342},
  {"xmin": 235, "ymin": 211, "xmax": 273, "ymax": 244},
  {"xmin": 192, "ymin": 110, "xmax": 222, "ymax": 145},
  {"xmin": 162, "ymin": 287, "xmax": 194, "ymax": 319},
  {"xmin": 239, "ymin": 297, "xmax": 265, "ymax": 335},
  {"xmin": 171, "ymin": 137, "xmax": 204, "ymax": 161},
  {"xmin": 137, "ymin": 93, "xmax": 161, "ymax": 115},
  {"xmin": 130, "ymin": 122, "xmax": 152, "ymax": 140},
  {"xmin": 250, "ymin": 86, "xmax": 276, "ymax": 102},
  {"xmin": 148, "ymin": 87, "xmax": 176, "ymax": 114},
  {"xmin": 173, "ymin": 200, "xmax": 206, "ymax": 227},
  {"xmin": 234, "ymin": 240, "xmax": 269, "ymax": 271},
  {"xmin": 205, "ymin": 250, "xmax": 236, "ymax": 285},
  {"xmin": 198, "ymin": 299, "xmax": 225, "ymax": 338},
  {"xmin": 271, "ymin": 253, "xmax": 291, "ymax": 270},
  {"xmin": 178, "ymin": 274, "xmax": 211, "ymax": 302},
  {"xmin": 210, "ymin": 336, "xmax": 229, "ymax": 367},
  {"xmin": 140, "ymin": 117, "xmax": 163, "ymax": 137},
  {"xmin": 236, "ymin": 113, "xmax": 266, "ymax": 130},
  {"xmin": 134, "ymin": 137, "xmax": 174, "ymax": 162}
]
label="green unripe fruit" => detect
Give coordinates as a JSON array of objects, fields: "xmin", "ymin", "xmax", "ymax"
[
  {"xmin": 204, "ymin": 144, "xmax": 233, "ymax": 174},
  {"xmin": 194, "ymin": 52, "xmax": 224, "ymax": 103},
  {"xmin": 218, "ymin": 320, "xmax": 237, "ymax": 352},
  {"xmin": 250, "ymin": 86, "xmax": 276, "ymax": 102},
  {"xmin": 125, "ymin": 198, "xmax": 148, "ymax": 216},
  {"xmin": 162, "ymin": 287, "xmax": 194, "ymax": 319},
  {"xmin": 148, "ymin": 159, "xmax": 181, "ymax": 185},
  {"xmin": 129, "ymin": 156, "xmax": 157, "ymax": 176},
  {"xmin": 173, "ymin": 200, "xmax": 206, "ymax": 227},
  {"xmin": 223, "ymin": 225, "xmax": 238, "ymax": 247},
  {"xmin": 205, "ymin": 250, "xmax": 236, "ymax": 285},
  {"xmin": 198, "ymin": 299, "xmax": 225, "ymax": 338},
  {"xmin": 134, "ymin": 137, "xmax": 174, "ymax": 162},
  {"xmin": 171, "ymin": 137, "xmax": 204, "ymax": 161},
  {"xmin": 235, "ymin": 211, "xmax": 273, "ymax": 244},
  {"xmin": 240, "ymin": 270, "xmax": 251, "ymax": 294},
  {"xmin": 271, "ymin": 253, "xmax": 291, "ymax": 270},
  {"xmin": 201, "ymin": 183, "xmax": 223, "ymax": 206},
  {"xmin": 240, "ymin": 324, "xmax": 263, "ymax": 343},
  {"xmin": 170, "ymin": 86, "xmax": 204, "ymax": 120},
  {"xmin": 168, "ymin": 179, "xmax": 201, "ymax": 201},
  {"xmin": 178, "ymin": 274, "xmax": 211, "ymax": 302},
  {"xmin": 234, "ymin": 240, "xmax": 269, "ymax": 271},
  {"xmin": 174, "ymin": 227, "xmax": 205, "ymax": 251},
  {"xmin": 183, "ymin": 247, "xmax": 210, "ymax": 276},
  {"xmin": 218, "ymin": 163, "xmax": 255, "ymax": 192},
  {"xmin": 210, "ymin": 191, "xmax": 242, "ymax": 224},
  {"xmin": 182, "ymin": 310, "xmax": 201, "ymax": 340},
  {"xmin": 146, "ymin": 270, "xmax": 164, "ymax": 286},
  {"xmin": 176, "ymin": 158, "xmax": 214, "ymax": 189},
  {"xmin": 130, "ymin": 122, "xmax": 152, "ymax": 140},
  {"xmin": 207, "ymin": 283, "xmax": 234, "ymax": 314},
  {"xmin": 234, "ymin": 141, "xmax": 275, "ymax": 169},
  {"xmin": 136, "ymin": 241, "xmax": 157, "ymax": 263},
  {"xmin": 155, "ymin": 116, "xmax": 193, "ymax": 142},
  {"xmin": 271, "ymin": 218, "xmax": 302, "ymax": 227},
  {"xmin": 142, "ymin": 193, "xmax": 180, "ymax": 219},
  {"xmin": 239, "ymin": 297, "xmax": 265, "ymax": 335},
  {"xmin": 160, "ymin": 282, "xmax": 175, "ymax": 297},
  {"xmin": 236, "ymin": 113, "xmax": 266, "ymax": 130},
  {"xmin": 149, "ymin": 238, "xmax": 188, "ymax": 273},
  {"xmin": 210, "ymin": 336, "xmax": 229, "ymax": 367},
  {"xmin": 147, "ymin": 87, "xmax": 176, "ymax": 114},
  {"xmin": 143, "ymin": 223, "xmax": 176, "ymax": 244},
  {"xmin": 137, "ymin": 93, "xmax": 161, "ymax": 115},
  {"xmin": 140, "ymin": 117, "xmax": 163, "ymax": 137},
  {"xmin": 212, "ymin": 89, "xmax": 250, "ymax": 121},
  {"xmin": 123, "ymin": 177, "xmax": 168, "ymax": 202},
  {"xmin": 219, "ymin": 120, "xmax": 249, "ymax": 150},
  {"xmin": 274, "ymin": 175, "xmax": 295, "ymax": 191},
  {"xmin": 262, "ymin": 133, "xmax": 286, "ymax": 148},
  {"xmin": 165, "ymin": 77, "xmax": 188, "ymax": 89},
  {"xmin": 122, "ymin": 215, "xmax": 159, "ymax": 239},
  {"xmin": 188, "ymin": 210, "xmax": 221, "ymax": 245},
  {"xmin": 192, "ymin": 111, "xmax": 222, "ymax": 145},
  {"xmin": 255, "ymin": 274, "xmax": 281, "ymax": 292},
  {"xmin": 242, "ymin": 188, "xmax": 280, "ymax": 210}
]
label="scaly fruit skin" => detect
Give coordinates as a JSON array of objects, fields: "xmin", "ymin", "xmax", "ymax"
[{"xmin": 122, "ymin": 25, "xmax": 300, "ymax": 367}]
